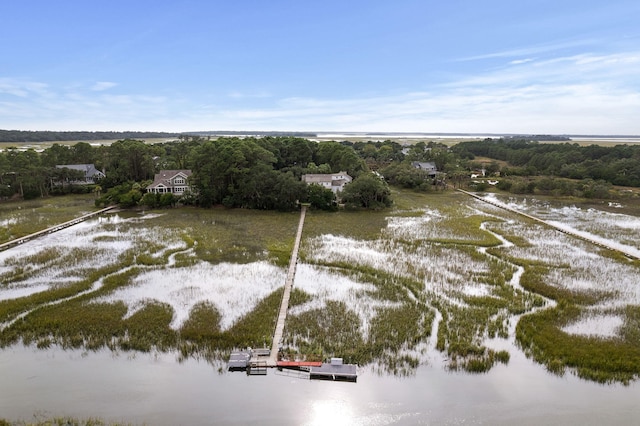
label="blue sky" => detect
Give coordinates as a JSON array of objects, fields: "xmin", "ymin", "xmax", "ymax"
[{"xmin": 1, "ymin": 0, "xmax": 639, "ymax": 134}]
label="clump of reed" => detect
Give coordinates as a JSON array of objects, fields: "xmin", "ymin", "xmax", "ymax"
[
  {"xmin": 0, "ymin": 415, "xmax": 138, "ymax": 425},
  {"xmin": 516, "ymin": 303, "xmax": 640, "ymax": 385}
]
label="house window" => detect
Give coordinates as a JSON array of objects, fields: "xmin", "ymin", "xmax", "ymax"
[{"xmin": 174, "ymin": 178, "xmax": 185, "ymax": 185}]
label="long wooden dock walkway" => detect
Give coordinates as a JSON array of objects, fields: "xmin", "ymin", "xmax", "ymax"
[
  {"xmin": 458, "ymin": 189, "xmax": 640, "ymax": 260},
  {"xmin": 0, "ymin": 206, "xmax": 117, "ymax": 252},
  {"xmin": 267, "ymin": 205, "xmax": 307, "ymax": 366}
]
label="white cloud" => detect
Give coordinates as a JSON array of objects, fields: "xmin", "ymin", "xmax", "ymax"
[
  {"xmin": 227, "ymin": 90, "xmax": 271, "ymax": 99},
  {"xmin": 509, "ymin": 58, "xmax": 535, "ymax": 65},
  {"xmin": 457, "ymin": 38, "xmax": 597, "ymax": 62},
  {"xmin": 0, "ymin": 78, "xmax": 50, "ymax": 98},
  {"xmin": 1, "ymin": 50, "xmax": 639, "ymax": 134},
  {"xmin": 91, "ymin": 81, "xmax": 118, "ymax": 91}
]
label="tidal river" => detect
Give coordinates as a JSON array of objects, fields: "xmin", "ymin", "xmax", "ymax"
[{"xmin": 1, "ymin": 343, "xmax": 639, "ymax": 425}]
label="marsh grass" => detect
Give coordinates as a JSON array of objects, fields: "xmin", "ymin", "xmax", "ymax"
[
  {"xmin": 121, "ymin": 302, "xmax": 176, "ymax": 352},
  {"xmin": 151, "ymin": 208, "xmax": 299, "ymax": 264},
  {"xmin": 2, "ymin": 206, "xmax": 295, "ymax": 362},
  {"xmin": 294, "ymin": 190, "xmax": 528, "ymax": 373},
  {"xmin": 478, "ymin": 203, "xmax": 640, "ymax": 383},
  {"xmin": 303, "ymin": 209, "xmax": 389, "ymax": 241},
  {"xmin": 284, "ymin": 300, "xmax": 366, "ymax": 363},
  {"xmin": 2, "ymin": 263, "xmax": 282, "ymax": 357},
  {"xmin": 0, "ymin": 416, "xmax": 138, "ymax": 426},
  {"xmin": 0, "ymin": 194, "xmax": 97, "ymax": 243},
  {"xmin": 180, "ymin": 302, "xmax": 222, "ymax": 343},
  {"xmin": 284, "ymin": 266, "xmax": 434, "ymax": 373},
  {"xmin": 180, "ymin": 288, "xmax": 285, "ymax": 362},
  {"xmin": 426, "ymin": 215, "xmax": 503, "ymax": 246},
  {"xmin": 2, "ymin": 190, "xmax": 639, "ymax": 382},
  {"xmin": 517, "ymin": 303, "xmax": 640, "ymax": 384},
  {"xmin": 519, "ymin": 265, "xmax": 612, "ymax": 305},
  {"xmin": 0, "ymin": 260, "xmax": 133, "ymax": 332}
]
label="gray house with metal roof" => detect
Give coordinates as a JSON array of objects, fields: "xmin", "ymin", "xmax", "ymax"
[{"xmin": 55, "ymin": 164, "xmax": 105, "ymax": 184}]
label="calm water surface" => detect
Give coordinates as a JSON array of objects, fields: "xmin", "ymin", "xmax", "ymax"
[{"xmin": 1, "ymin": 344, "xmax": 639, "ymax": 425}]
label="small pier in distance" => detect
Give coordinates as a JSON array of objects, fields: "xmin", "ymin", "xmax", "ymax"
[
  {"xmin": 458, "ymin": 189, "xmax": 640, "ymax": 261},
  {"xmin": 0, "ymin": 206, "xmax": 117, "ymax": 252}
]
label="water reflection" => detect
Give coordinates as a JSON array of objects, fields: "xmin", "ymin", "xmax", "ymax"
[
  {"xmin": 1, "ymin": 345, "xmax": 639, "ymax": 425},
  {"xmin": 305, "ymin": 399, "xmax": 355, "ymax": 426}
]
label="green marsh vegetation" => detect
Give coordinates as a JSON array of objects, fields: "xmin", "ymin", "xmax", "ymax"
[
  {"xmin": 1, "ymin": 187, "xmax": 640, "ymax": 382},
  {"xmin": 479, "ymin": 208, "xmax": 640, "ymax": 384},
  {"xmin": 0, "ymin": 194, "xmax": 97, "ymax": 244},
  {"xmin": 291, "ymin": 190, "xmax": 542, "ymax": 374},
  {"xmin": 292, "ymin": 188, "xmax": 640, "ymax": 380},
  {"xmin": 0, "ymin": 206, "xmax": 297, "ymax": 364},
  {"xmin": 0, "ymin": 417, "xmax": 139, "ymax": 426}
]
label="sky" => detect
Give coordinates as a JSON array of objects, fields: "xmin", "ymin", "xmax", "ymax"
[{"xmin": 1, "ymin": 0, "xmax": 639, "ymax": 134}]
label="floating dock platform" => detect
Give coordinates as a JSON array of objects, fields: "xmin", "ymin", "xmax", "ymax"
[
  {"xmin": 308, "ymin": 358, "xmax": 357, "ymax": 382},
  {"xmin": 229, "ymin": 352, "xmax": 357, "ymax": 382},
  {"xmin": 228, "ymin": 351, "xmax": 251, "ymax": 371},
  {"xmin": 277, "ymin": 360, "xmax": 323, "ymax": 369}
]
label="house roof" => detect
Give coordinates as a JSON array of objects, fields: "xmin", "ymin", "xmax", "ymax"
[
  {"xmin": 302, "ymin": 172, "xmax": 352, "ymax": 185},
  {"xmin": 302, "ymin": 174, "xmax": 334, "ymax": 184},
  {"xmin": 148, "ymin": 169, "xmax": 192, "ymax": 188},
  {"xmin": 56, "ymin": 164, "xmax": 105, "ymax": 178},
  {"xmin": 411, "ymin": 161, "xmax": 437, "ymax": 170}
]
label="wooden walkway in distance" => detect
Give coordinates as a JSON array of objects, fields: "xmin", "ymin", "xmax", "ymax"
[
  {"xmin": 267, "ymin": 205, "xmax": 307, "ymax": 366},
  {"xmin": 0, "ymin": 206, "xmax": 117, "ymax": 252},
  {"xmin": 458, "ymin": 189, "xmax": 640, "ymax": 260}
]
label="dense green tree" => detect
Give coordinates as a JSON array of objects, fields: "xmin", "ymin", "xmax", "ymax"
[
  {"xmin": 4, "ymin": 149, "xmax": 45, "ymax": 198},
  {"xmin": 160, "ymin": 192, "xmax": 177, "ymax": 207},
  {"xmin": 340, "ymin": 173, "xmax": 392, "ymax": 209},
  {"xmin": 257, "ymin": 136, "xmax": 316, "ymax": 170},
  {"xmin": 305, "ymin": 184, "xmax": 337, "ymax": 210},
  {"xmin": 102, "ymin": 139, "xmax": 157, "ymax": 187},
  {"xmin": 139, "ymin": 192, "xmax": 161, "ymax": 208},
  {"xmin": 315, "ymin": 141, "xmax": 366, "ymax": 177},
  {"xmin": 0, "ymin": 129, "xmax": 178, "ymax": 142},
  {"xmin": 70, "ymin": 142, "xmax": 97, "ymax": 165},
  {"xmin": 190, "ymin": 138, "xmax": 278, "ymax": 208},
  {"xmin": 381, "ymin": 162, "xmax": 433, "ymax": 190},
  {"xmin": 452, "ymin": 138, "xmax": 640, "ymax": 188},
  {"xmin": 305, "ymin": 162, "xmax": 332, "ymax": 174},
  {"xmin": 41, "ymin": 143, "xmax": 72, "ymax": 167}
]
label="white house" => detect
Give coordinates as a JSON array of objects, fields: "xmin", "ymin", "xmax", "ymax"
[
  {"xmin": 301, "ymin": 171, "xmax": 352, "ymax": 194},
  {"xmin": 146, "ymin": 170, "xmax": 192, "ymax": 195}
]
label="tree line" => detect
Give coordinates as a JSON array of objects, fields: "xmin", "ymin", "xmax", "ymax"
[
  {"xmin": 0, "ymin": 136, "xmax": 393, "ymax": 210},
  {"xmin": 2, "ymin": 135, "xmax": 637, "ymax": 209},
  {"xmin": 453, "ymin": 138, "xmax": 640, "ymax": 187},
  {"xmin": 0, "ymin": 130, "xmax": 179, "ymax": 143}
]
